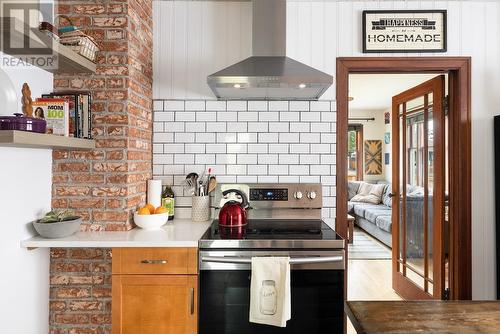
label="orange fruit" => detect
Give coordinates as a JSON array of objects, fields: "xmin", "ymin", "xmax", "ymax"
[
  {"xmin": 138, "ymin": 207, "xmax": 151, "ymax": 215},
  {"xmin": 154, "ymin": 206, "xmax": 168, "ymax": 214},
  {"xmin": 144, "ymin": 203, "xmax": 155, "ymax": 214}
]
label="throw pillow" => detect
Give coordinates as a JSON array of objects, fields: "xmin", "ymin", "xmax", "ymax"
[
  {"xmin": 348, "ymin": 181, "xmax": 361, "ymax": 200},
  {"xmin": 351, "ymin": 182, "xmax": 385, "ymax": 204}
]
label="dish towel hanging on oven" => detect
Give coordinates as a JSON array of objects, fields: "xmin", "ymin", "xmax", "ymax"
[{"xmin": 249, "ymin": 257, "xmax": 291, "ymax": 327}]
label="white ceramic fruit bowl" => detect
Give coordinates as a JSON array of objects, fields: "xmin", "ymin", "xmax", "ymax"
[{"xmin": 134, "ymin": 212, "xmax": 168, "ymax": 230}]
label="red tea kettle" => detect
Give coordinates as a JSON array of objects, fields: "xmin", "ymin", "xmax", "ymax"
[{"xmin": 218, "ymin": 189, "xmax": 249, "ymax": 227}]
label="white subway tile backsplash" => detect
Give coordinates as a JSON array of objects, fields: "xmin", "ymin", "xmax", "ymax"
[
  {"xmin": 176, "ymin": 112, "xmax": 195, "ymax": 122},
  {"xmin": 259, "ymin": 112, "xmax": 279, "ymax": 122},
  {"xmin": 330, "ymin": 101, "xmax": 337, "ymax": 112},
  {"xmin": 238, "ymin": 112, "xmax": 259, "ymax": 122},
  {"xmin": 290, "ymin": 122, "xmax": 310, "ymax": 132},
  {"xmin": 238, "ymin": 133, "xmax": 257, "ymax": 143},
  {"xmin": 310, "ymin": 101, "xmax": 331, "ymax": 112},
  {"xmin": 248, "ymin": 100, "xmax": 268, "ymax": 111},
  {"xmin": 311, "ymin": 123, "xmax": 330, "ymax": 132},
  {"xmin": 217, "ymin": 133, "xmax": 237, "ymax": 143},
  {"xmin": 248, "ymin": 122, "xmax": 268, "ymax": 132},
  {"xmin": 228, "ymin": 122, "xmax": 248, "ymax": 132},
  {"xmin": 196, "ymin": 111, "xmax": 217, "ymax": 122},
  {"xmin": 248, "ymin": 144, "xmax": 268, "ymax": 154},
  {"xmin": 269, "ymin": 122, "xmax": 289, "ymax": 132},
  {"xmin": 217, "ymin": 111, "xmax": 238, "ymax": 122},
  {"xmin": 153, "ymin": 100, "xmax": 337, "ymax": 219},
  {"xmin": 301, "ymin": 112, "xmax": 321, "ymax": 122},
  {"xmin": 153, "ymin": 100, "xmax": 164, "ymax": 111},
  {"xmin": 164, "ymin": 143, "xmax": 184, "ymax": 153},
  {"xmin": 164, "ymin": 100, "xmax": 185, "ymax": 111},
  {"xmin": 185, "ymin": 100, "xmax": 206, "ymax": 111},
  {"xmin": 268, "ymin": 101, "xmax": 289, "ymax": 111},
  {"xmin": 154, "ymin": 132, "xmax": 174, "ymax": 143},
  {"xmin": 206, "ymin": 144, "xmax": 227, "ymax": 153},
  {"xmin": 153, "ymin": 122, "xmax": 164, "ymax": 132},
  {"xmin": 258, "ymin": 154, "xmax": 279, "ymax": 165},
  {"xmin": 227, "ymin": 101, "xmax": 247, "ymax": 111},
  {"xmin": 279, "ymin": 133, "xmax": 300, "ymax": 143},
  {"xmin": 174, "ymin": 133, "xmax": 195, "ymax": 143},
  {"xmin": 206, "ymin": 122, "xmax": 227, "ymax": 132},
  {"xmin": 206, "ymin": 100, "xmax": 226, "ymax": 111},
  {"xmin": 227, "ymin": 164, "xmax": 247, "ymax": 175},
  {"xmin": 227, "ymin": 144, "xmax": 247, "ymax": 154},
  {"xmin": 290, "ymin": 101, "xmax": 310, "ymax": 111},
  {"xmin": 258, "ymin": 132, "xmax": 279, "ymax": 143},
  {"xmin": 280, "ymin": 112, "xmax": 300, "ymax": 122},
  {"xmin": 155, "ymin": 112, "xmax": 174, "ymax": 122},
  {"xmin": 185, "ymin": 144, "xmax": 205, "ymax": 153}
]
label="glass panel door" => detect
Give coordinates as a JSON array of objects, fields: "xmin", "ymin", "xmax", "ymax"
[{"xmin": 392, "ymin": 75, "xmax": 445, "ymax": 300}]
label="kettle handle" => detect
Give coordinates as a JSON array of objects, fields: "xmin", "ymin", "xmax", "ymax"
[{"xmin": 222, "ymin": 189, "xmax": 250, "ymax": 209}]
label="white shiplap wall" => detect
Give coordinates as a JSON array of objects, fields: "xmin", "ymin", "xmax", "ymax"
[{"xmin": 153, "ymin": 0, "xmax": 500, "ymax": 299}]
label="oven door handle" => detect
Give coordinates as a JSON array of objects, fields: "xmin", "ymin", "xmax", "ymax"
[{"xmin": 200, "ymin": 256, "xmax": 343, "ymax": 265}]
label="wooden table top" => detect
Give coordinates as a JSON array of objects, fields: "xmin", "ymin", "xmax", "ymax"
[{"xmin": 346, "ymin": 301, "xmax": 500, "ymax": 334}]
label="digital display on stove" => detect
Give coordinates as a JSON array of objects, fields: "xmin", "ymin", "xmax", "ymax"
[{"xmin": 250, "ymin": 188, "xmax": 288, "ymax": 201}]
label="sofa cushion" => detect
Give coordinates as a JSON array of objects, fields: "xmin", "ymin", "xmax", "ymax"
[
  {"xmin": 382, "ymin": 184, "xmax": 392, "ymax": 207},
  {"xmin": 375, "ymin": 215, "xmax": 392, "ymax": 233},
  {"xmin": 351, "ymin": 182, "xmax": 386, "ymax": 204},
  {"xmin": 348, "ymin": 201, "xmax": 355, "ymax": 213},
  {"xmin": 364, "ymin": 206, "xmax": 392, "ymax": 224},
  {"xmin": 352, "ymin": 203, "xmax": 383, "ymax": 218},
  {"xmin": 348, "ymin": 181, "xmax": 361, "ymax": 200}
]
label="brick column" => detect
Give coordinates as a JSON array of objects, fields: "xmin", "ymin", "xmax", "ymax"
[
  {"xmin": 50, "ymin": 1, "xmax": 152, "ymax": 332},
  {"xmin": 52, "ymin": 0, "xmax": 153, "ymax": 232}
]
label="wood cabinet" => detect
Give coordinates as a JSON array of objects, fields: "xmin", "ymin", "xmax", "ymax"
[{"xmin": 112, "ymin": 248, "xmax": 198, "ymax": 334}]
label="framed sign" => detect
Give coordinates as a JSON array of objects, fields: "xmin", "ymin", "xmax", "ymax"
[{"xmin": 363, "ymin": 10, "xmax": 447, "ymax": 53}]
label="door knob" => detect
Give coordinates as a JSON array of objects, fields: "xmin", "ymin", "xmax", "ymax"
[{"xmin": 388, "ymin": 192, "xmax": 397, "ymax": 198}]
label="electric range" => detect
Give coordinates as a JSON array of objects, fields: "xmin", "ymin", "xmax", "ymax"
[{"xmin": 198, "ymin": 183, "xmax": 346, "ymax": 334}]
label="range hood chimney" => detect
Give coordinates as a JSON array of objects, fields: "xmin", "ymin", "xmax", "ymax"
[{"xmin": 207, "ymin": 0, "xmax": 333, "ymax": 100}]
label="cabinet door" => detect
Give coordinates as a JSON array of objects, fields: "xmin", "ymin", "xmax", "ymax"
[{"xmin": 112, "ymin": 275, "xmax": 197, "ymax": 334}]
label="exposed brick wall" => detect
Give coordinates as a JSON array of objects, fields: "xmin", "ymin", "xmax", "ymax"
[
  {"xmin": 50, "ymin": 0, "xmax": 152, "ymax": 332},
  {"xmin": 52, "ymin": 0, "xmax": 153, "ymax": 232},
  {"xmin": 50, "ymin": 248, "xmax": 112, "ymax": 334}
]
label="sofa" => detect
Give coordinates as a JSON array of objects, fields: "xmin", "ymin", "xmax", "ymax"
[{"xmin": 348, "ymin": 181, "xmax": 431, "ymax": 255}]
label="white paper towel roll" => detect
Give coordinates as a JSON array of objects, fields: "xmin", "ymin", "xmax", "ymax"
[{"xmin": 147, "ymin": 180, "xmax": 162, "ymax": 207}]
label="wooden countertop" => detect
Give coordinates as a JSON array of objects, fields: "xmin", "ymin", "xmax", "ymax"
[{"xmin": 346, "ymin": 301, "xmax": 500, "ymax": 334}]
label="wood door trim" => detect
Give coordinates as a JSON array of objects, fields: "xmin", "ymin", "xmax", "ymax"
[{"xmin": 336, "ymin": 57, "xmax": 472, "ymax": 300}]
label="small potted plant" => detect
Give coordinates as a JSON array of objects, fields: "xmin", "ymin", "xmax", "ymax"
[{"xmin": 32, "ymin": 209, "xmax": 82, "ymax": 239}]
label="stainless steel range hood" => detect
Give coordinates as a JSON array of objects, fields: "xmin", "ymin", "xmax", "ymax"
[{"xmin": 207, "ymin": 0, "xmax": 333, "ymax": 100}]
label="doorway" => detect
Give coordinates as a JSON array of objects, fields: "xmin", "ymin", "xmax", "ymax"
[{"xmin": 336, "ymin": 57, "xmax": 472, "ymax": 301}]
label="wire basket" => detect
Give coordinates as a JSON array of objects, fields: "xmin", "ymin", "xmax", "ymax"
[{"xmin": 57, "ymin": 15, "xmax": 99, "ymax": 62}]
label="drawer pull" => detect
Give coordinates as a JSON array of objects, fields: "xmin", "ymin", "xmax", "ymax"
[
  {"xmin": 140, "ymin": 259, "xmax": 168, "ymax": 265},
  {"xmin": 189, "ymin": 288, "xmax": 194, "ymax": 315}
]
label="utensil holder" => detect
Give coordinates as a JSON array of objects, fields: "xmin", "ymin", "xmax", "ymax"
[{"xmin": 192, "ymin": 196, "xmax": 211, "ymax": 222}]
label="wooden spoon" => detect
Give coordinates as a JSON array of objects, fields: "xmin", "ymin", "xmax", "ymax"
[{"xmin": 208, "ymin": 176, "xmax": 217, "ymax": 193}]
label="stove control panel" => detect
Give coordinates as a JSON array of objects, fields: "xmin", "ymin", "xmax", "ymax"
[{"xmin": 250, "ymin": 188, "xmax": 288, "ymax": 201}]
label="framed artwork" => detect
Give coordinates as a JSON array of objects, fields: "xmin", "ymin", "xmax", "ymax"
[
  {"xmin": 362, "ymin": 10, "xmax": 447, "ymax": 53},
  {"xmin": 384, "ymin": 132, "xmax": 390, "ymax": 144},
  {"xmin": 364, "ymin": 140, "xmax": 382, "ymax": 175},
  {"xmin": 384, "ymin": 112, "xmax": 391, "ymax": 124},
  {"xmin": 385, "ymin": 153, "xmax": 390, "ymax": 165}
]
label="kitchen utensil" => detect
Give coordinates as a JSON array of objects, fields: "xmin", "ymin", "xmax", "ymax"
[
  {"xmin": 208, "ymin": 177, "xmax": 217, "ymax": 193},
  {"xmin": 0, "ymin": 113, "xmax": 47, "ymax": 133},
  {"xmin": 134, "ymin": 212, "xmax": 168, "ymax": 230},
  {"xmin": 218, "ymin": 189, "xmax": 249, "ymax": 227}
]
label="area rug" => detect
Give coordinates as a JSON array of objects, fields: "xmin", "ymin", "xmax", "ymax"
[{"xmin": 348, "ymin": 229, "xmax": 392, "ymax": 260}]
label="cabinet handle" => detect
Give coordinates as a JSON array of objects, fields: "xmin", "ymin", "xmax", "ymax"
[
  {"xmin": 140, "ymin": 259, "xmax": 168, "ymax": 264},
  {"xmin": 189, "ymin": 288, "xmax": 194, "ymax": 315}
]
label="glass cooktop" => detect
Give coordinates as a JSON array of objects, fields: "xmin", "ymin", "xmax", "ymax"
[{"xmin": 199, "ymin": 219, "xmax": 345, "ymax": 249}]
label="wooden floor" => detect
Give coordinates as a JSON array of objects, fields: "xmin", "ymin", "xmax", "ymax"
[{"xmin": 347, "ymin": 259, "xmax": 403, "ymax": 333}]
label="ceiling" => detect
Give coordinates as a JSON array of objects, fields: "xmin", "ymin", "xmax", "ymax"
[{"xmin": 348, "ymin": 73, "xmax": 439, "ymax": 112}]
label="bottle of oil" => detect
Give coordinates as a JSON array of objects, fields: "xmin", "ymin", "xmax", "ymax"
[{"xmin": 161, "ymin": 185, "xmax": 175, "ymax": 220}]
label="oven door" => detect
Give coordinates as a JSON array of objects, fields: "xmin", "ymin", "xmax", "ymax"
[{"xmin": 199, "ymin": 250, "xmax": 345, "ymax": 334}]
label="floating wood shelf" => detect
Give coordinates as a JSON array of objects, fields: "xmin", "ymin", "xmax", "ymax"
[
  {"xmin": 0, "ymin": 130, "xmax": 95, "ymax": 150},
  {"xmin": 1, "ymin": 18, "xmax": 96, "ymax": 74}
]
